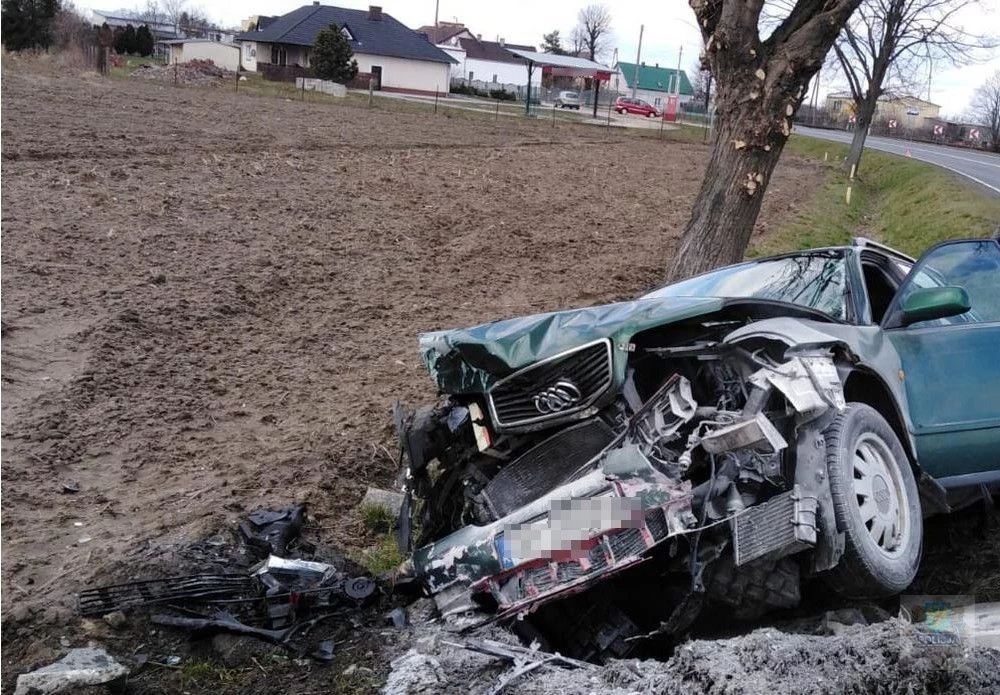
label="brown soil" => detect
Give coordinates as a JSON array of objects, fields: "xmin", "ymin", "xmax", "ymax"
[{"xmin": 1, "ymin": 65, "xmax": 826, "ymax": 689}]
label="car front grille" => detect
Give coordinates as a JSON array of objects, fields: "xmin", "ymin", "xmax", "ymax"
[{"xmin": 487, "ymin": 340, "xmax": 613, "ymax": 430}]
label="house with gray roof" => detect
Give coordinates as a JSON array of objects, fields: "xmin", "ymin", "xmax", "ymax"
[{"xmin": 235, "ymin": 3, "xmax": 456, "ymax": 94}]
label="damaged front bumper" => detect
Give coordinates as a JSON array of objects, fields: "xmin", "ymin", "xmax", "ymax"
[{"xmin": 411, "ymin": 444, "xmax": 696, "ymax": 621}]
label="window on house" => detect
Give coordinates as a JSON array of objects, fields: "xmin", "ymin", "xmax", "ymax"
[
  {"xmin": 468, "ymin": 71, "xmax": 474, "ymax": 81},
  {"xmin": 492, "ymin": 74, "xmax": 498, "ymax": 83},
  {"xmin": 270, "ymin": 45, "xmax": 287, "ymax": 65}
]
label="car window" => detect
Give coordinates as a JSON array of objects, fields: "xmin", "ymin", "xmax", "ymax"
[
  {"xmin": 644, "ymin": 253, "xmax": 848, "ymax": 320},
  {"xmin": 892, "ymin": 239, "xmax": 1000, "ymax": 327}
]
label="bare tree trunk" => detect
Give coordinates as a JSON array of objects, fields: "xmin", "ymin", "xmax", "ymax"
[
  {"xmin": 671, "ymin": 115, "xmax": 784, "ymax": 273},
  {"xmin": 845, "ymin": 123, "xmax": 869, "ymax": 171},
  {"xmin": 666, "ymin": 0, "xmax": 863, "ymax": 282}
]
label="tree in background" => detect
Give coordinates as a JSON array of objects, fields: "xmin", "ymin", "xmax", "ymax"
[
  {"xmin": 541, "ymin": 30, "xmax": 566, "ymax": 55},
  {"xmin": 574, "ymin": 4, "xmax": 611, "ymax": 61},
  {"xmin": 50, "ymin": 2, "xmax": 95, "ymax": 50},
  {"xmin": 971, "ymin": 71, "xmax": 1000, "ymax": 153},
  {"xmin": 690, "ymin": 62, "xmax": 714, "ymax": 111},
  {"xmin": 831, "ymin": 0, "xmax": 991, "ymax": 173},
  {"xmin": 312, "ymin": 23, "xmax": 358, "ymax": 83},
  {"xmin": 667, "ymin": 0, "xmax": 862, "ymax": 281},
  {"xmin": 113, "ymin": 23, "xmax": 138, "ymax": 54},
  {"xmin": 136, "ymin": 24, "xmax": 154, "ymax": 56},
  {"xmin": 1, "ymin": 0, "xmax": 61, "ymax": 50}
]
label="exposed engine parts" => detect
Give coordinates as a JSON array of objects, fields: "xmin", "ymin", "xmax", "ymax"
[{"xmin": 394, "ymin": 327, "xmax": 862, "ymax": 659}]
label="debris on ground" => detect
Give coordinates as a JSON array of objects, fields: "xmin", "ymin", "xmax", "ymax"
[
  {"xmin": 14, "ymin": 647, "xmax": 128, "ymax": 695},
  {"xmin": 382, "ymin": 616, "xmax": 1000, "ymax": 695},
  {"xmin": 131, "ymin": 59, "xmax": 235, "ymax": 84},
  {"xmin": 75, "ymin": 505, "xmax": 382, "ymax": 662}
]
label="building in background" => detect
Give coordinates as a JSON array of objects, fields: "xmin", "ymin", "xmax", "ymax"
[
  {"xmin": 826, "ymin": 92, "xmax": 941, "ymax": 128},
  {"xmin": 163, "ymin": 39, "xmax": 240, "ymax": 71},
  {"xmin": 611, "ymin": 61, "xmax": 693, "ymax": 108},
  {"xmin": 236, "ymin": 4, "xmax": 455, "ymax": 94}
]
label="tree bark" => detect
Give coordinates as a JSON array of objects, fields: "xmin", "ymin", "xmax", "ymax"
[
  {"xmin": 671, "ymin": 114, "xmax": 785, "ymax": 273},
  {"xmin": 666, "ymin": 0, "xmax": 863, "ymax": 282}
]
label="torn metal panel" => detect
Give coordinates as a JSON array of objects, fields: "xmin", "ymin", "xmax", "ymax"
[{"xmin": 748, "ymin": 355, "xmax": 845, "ymax": 423}]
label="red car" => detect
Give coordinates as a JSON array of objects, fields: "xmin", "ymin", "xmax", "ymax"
[{"xmin": 615, "ymin": 96, "xmax": 659, "ymax": 117}]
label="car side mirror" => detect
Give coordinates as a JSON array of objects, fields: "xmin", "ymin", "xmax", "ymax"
[{"xmin": 900, "ymin": 286, "xmax": 971, "ymax": 326}]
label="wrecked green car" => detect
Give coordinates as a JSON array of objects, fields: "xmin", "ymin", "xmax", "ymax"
[{"xmin": 394, "ymin": 237, "xmax": 1000, "ymax": 658}]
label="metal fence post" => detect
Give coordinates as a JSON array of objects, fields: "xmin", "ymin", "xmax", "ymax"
[
  {"xmin": 434, "ymin": 87, "xmax": 439, "ymax": 114},
  {"xmin": 368, "ymin": 78, "xmax": 374, "ymax": 107},
  {"xmin": 173, "ymin": 58, "xmax": 178, "ymax": 85},
  {"xmin": 495, "ymin": 99, "xmax": 500, "ymax": 121}
]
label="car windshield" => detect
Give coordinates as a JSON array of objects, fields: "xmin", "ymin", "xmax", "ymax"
[{"xmin": 643, "ymin": 252, "xmax": 848, "ymax": 320}]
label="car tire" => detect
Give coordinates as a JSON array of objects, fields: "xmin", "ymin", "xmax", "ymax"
[
  {"xmin": 646, "ymin": 112, "xmax": 654, "ymax": 118},
  {"xmin": 822, "ymin": 403, "xmax": 922, "ymax": 598}
]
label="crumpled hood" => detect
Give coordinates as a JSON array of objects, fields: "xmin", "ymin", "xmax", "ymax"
[{"xmin": 419, "ymin": 296, "xmax": 724, "ymax": 394}]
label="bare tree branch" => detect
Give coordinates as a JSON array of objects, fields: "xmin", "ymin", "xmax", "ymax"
[
  {"xmin": 575, "ymin": 4, "xmax": 612, "ymax": 61},
  {"xmin": 971, "ymin": 70, "xmax": 1000, "ymax": 152}
]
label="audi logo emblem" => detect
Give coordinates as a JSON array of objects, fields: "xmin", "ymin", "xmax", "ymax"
[{"xmin": 532, "ymin": 380, "xmax": 583, "ymax": 414}]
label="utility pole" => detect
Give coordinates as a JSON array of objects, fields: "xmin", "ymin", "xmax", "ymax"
[
  {"xmin": 810, "ymin": 69, "xmax": 820, "ymax": 125},
  {"xmin": 632, "ymin": 25, "xmax": 643, "ymax": 99},
  {"xmin": 675, "ymin": 45, "xmax": 683, "ymax": 98},
  {"xmin": 434, "ymin": 0, "xmax": 439, "ymax": 27}
]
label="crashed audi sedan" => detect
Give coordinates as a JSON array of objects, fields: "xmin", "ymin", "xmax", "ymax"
[{"xmin": 392, "ymin": 237, "xmax": 1000, "ymax": 658}]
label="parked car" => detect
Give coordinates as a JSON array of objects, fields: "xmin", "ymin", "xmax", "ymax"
[
  {"xmin": 554, "ymin": 90, "xmax": 581, "ymax": 109},
  {"xmin": 394, "ymin": 237, "xmax": 1000, "ymax": 659},
  {"xmin": 615, "ymin": 96, "xmax": 659, "ymax": 117}
]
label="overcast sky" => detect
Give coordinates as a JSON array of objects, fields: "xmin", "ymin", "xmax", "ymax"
[{"xmin": 92, "ymin": 0, "xmax": 1000, "ymax": 118}]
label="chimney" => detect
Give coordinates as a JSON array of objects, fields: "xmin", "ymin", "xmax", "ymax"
[
  {"xmin": 498, "ymin": 37, "xmax": 504, "ymax": 47},
  {"xmin": 312, "ymin": 1, "xmax": 318, "ymax": 4},
  {"xmin": 477, "ymin": 33, "xmax": 482, "ymax": 41},
  {"xmin": 368, "ymin": 5, "xmax": 382, "ymax": 20}
]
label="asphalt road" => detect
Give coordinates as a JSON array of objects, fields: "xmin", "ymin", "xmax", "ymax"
[{"xmin": 795, "ymin": 125, "xmax": 1000, "ymax": 196}]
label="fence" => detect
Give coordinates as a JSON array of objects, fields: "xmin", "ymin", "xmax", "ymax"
[{"xmin": 449, "ymin": 78, "xmax": 630, "ymax": 108}]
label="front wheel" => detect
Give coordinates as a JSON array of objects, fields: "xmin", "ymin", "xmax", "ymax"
[
  {"xmin": 823, "ymin": 403, "xmax": 922, "ymax": 598},
  {"xmin": 646, "ymin": 112, "xmax": 654, "ymax": 118}
]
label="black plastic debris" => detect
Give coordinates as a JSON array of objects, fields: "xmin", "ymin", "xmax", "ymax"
[
  {"xmin": 238, "ymin": 505, "xmax": 306, "ymax": 557},
  {"xmin": 78, "ymin": 505, "xmax": 380, "ymax": 662}
]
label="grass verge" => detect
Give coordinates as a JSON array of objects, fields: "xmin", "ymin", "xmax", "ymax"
[{"xmin": 751, "ymin": 135, "xmax": 1000, "ymax": 257}]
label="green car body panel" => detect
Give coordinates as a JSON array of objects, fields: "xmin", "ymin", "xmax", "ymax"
[{"xmin": 418, "ymin": 296, "xmax": 724, "ymax": 394}]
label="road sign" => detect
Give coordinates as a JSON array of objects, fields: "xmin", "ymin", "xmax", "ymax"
[
  {"xmin": 933, "ymin": 124, "xmax": 944, "ymax": 136},
  {"xmin": 848, "ymin": 114, "xmax": 856, "ymax": 124},
  {"xmin": 970, "ymin": 128, "xmax": 981, "ymax": 140},
  {"xmin": 888, "ymin": 119, "xmax": 898, "ymax": 129}
]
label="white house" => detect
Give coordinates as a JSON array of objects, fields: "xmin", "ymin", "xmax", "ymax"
[
  {"xmin": 416, "ymin": 22, "xmax": 474, "ymax": 80},
  {"xmin": 236, "ymin": 4, "xmax": 456, "ymax": 95},
  {"xmin": 163, "ymin": 39, "xmax": 240, "ymax": 71},
  {"xmin": 456, "ymin": 37, "xmax": 537, "ymax": 87}
]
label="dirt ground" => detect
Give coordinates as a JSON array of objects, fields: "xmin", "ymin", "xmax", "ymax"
[{"xmin": 3, "ymin": 60, "xmax": 994, "ymax": 694}]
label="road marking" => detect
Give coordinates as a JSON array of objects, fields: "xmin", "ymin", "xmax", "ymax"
[{"xmin": 797, "ymin": 129, "xmax": 1000, "ymax": 195}]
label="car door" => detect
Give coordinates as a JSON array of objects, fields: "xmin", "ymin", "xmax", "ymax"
[{"xmin": 882, "ymin": 238, "xmax": 1000, "ymax": 485}]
